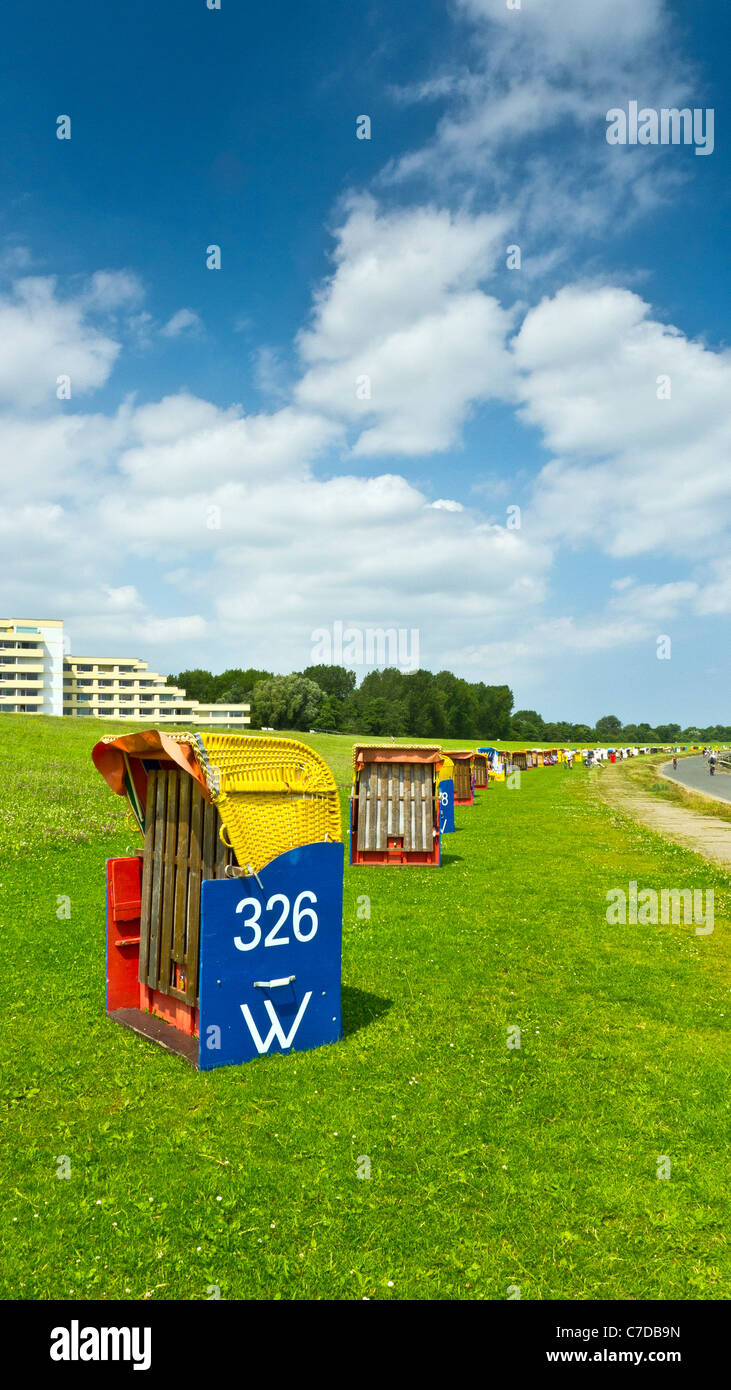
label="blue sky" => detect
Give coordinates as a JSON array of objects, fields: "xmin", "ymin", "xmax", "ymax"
[{"xmin": 0, "ymin": 0, "xmax": 729, "ymax": 724}]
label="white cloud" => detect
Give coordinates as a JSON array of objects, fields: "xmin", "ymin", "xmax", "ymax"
[
  {"xmin": 298, "ymin": 198, "xmax": 507, "ymax": 363},
  {"xmin": 387, "ymin": 0, "xmax": 691, "ymax": 251},
  {"xmin": 0, "ymin": 245, "xmax": 34, "ymax": 274},
  {"xmin": 250, "ymin": 346, "xmax": 289, "ymax": 399},
  {"xmin": 2, "ymin": 255, "xmax": 727, "ymax": 700},
  {"xmin": 103, "ymin": 585, "xmax": 144, "ymax": 612},
  {"xmin": 65, "ymin": 611, "xmax": 206, "ymax": 657},
  {"xmin": 0, "ymin": 408, "xmax": 128, "ymax": 502},
  {"xmin": 118, "ymin": 397, "xmax": 342, "ymax": 492},
  {"xmin": 137, "ymin": 615, "xmax": 207, "ymax": 644},
  {"xmin": 457, "ymin": 0, "xmax": 664, "ymax": 52},
  {"xmin": 160, "ymin": 308, "xmax": 202, "ymax": 338},
  {"xmin": 442, "ymin": 611, "xmax": 655, "ymax": 698},
  {"xmin": 295, "ymin": 198, "xmax": 514, "ymax": 454},
  {"xmin": 83, "ymin": 270, "xmax": 145, "ymax": 311},
  {"xmin": 0, "ymin": 278, "xmax": 119, "ymax": 408},
  {"xmin": 694, "ymin": 558, "xmax": 731, "ymax": 616},
  {"xmin": 609, "ymin": 580, "xmax": 699, "ymax": 622},
  {"xmin": 515, "ymin": 285, "xmax": 731, "ymax": 559}
]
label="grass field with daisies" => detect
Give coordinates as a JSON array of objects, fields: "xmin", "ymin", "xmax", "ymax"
[{"xmin": 1, "ymin": 717, "xmax": 729, "ymax": 1299}]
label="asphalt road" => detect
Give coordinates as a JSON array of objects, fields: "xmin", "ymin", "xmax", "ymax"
[{"xmin": 661, "ymin": 755, "xmax": 731, "ymax": 804}]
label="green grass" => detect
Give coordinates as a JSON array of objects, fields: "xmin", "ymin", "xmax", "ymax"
[{"xmin": 1, "ymin": 717, "xmax": 729, "ymax": 1300}]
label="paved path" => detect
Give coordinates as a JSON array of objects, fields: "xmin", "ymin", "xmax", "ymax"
[
  {"xmin": 597, "ymin": 759, "xmax": 731, "ymax": 868},
  {"xmin": 661, "ymin": 755, "xmax": 731, "ymax": 804}
]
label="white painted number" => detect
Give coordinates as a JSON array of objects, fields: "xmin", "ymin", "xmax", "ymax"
[
  {"xmin": 293, "ymin": 890, "xmax": 318, "ymax": 942},
  {"xmin": 234, "ymin": 897, "xmax": 262, "ymax": 951},
  {"xmin": 234, "ymin": 891, "xmax": 319, "ymax": 949},
  {"xmin": 264, "ymin": 893, "xmax": 290, "ymax": 947}
]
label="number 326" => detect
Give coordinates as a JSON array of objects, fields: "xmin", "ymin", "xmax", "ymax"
[{"xmin": 234, "ymin": 891, "xmax": 318, "ymax": 950}]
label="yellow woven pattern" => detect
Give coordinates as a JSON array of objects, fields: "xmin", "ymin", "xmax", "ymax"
[{"xmin": 192, "ymin": 733, "xmax": 341, "ymax": 873}]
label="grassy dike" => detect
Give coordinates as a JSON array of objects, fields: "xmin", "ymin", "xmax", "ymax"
[{"xmin": 1, "ymin": 718, "xmax": 729, "ymax": 1299}]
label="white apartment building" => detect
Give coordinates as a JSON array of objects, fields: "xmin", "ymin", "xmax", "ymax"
[
  {"xmin": 0, "ymin": 619, "xmax": 250, "ymax": 728},
  {"xmin": 0, "ymin": 618, "xmax": 64, "ymax": 715}
]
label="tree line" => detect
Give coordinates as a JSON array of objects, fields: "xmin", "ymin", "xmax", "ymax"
[{"xmin": 164, "ymin": 666, "xmax": 728, "ymax": 742}]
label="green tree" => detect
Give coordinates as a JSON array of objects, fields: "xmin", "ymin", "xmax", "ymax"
[
  {"xmin": 251, "ymin": 674, "xmax": 326, "ymax": 730},
  {"xmin": 511, "ymin": 709, "xmax": 545, "ymax": 740},
  {"xmin": 542, "ymin": 721, "xmax": 573, "ymax": 741},
  {"xmin": 353, "ymin": 669, "xmax": 409, "ymax": 735},
  {"xmin": 311, "ymin": 695, "xmax": 341, "ymax": 731},
  {"xmin": 402, "ymin": 670, "xmax": 446, "ymax": 738},
  {"xmin": 362, "ymin": 698, "xmax": 390, "ymax": 735},
  {"xmin": 213, "ymin": 668, "xmax": 272, "ymax": 702},
  {"xmin": 473, "ymin": 682, "xmax": 513, "ymax": 739},
  {"xmin": 433, "ymin": 671, "xmax": 478, "ymax": 738},
  {"xmin": 301, "ymin": 665, "xmax": 356, "ymax": 702},
  {"xmin": 595, "ymin": 714, "xmax": 623, "ymax": 739},
  {"xmin": 654, "ymin": 723, "xmax": 682, "ymax": 742},
  {"xmin": 165, "ymin": 668, "xmax": 215, "ymax": 701}
]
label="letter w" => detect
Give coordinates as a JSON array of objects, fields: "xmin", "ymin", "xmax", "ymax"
[{"xmin": 240, "ymin": 992, "xmax": 312, "ymax": 1053}]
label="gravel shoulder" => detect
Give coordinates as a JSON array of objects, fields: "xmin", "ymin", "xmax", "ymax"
[{"xmin": 595, "ymin": 760, "xmax": 731, "ymax": 868}]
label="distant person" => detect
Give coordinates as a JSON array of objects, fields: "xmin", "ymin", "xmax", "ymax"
[
  {"xmin": 672, "ymin": 756, "xmax": 678, "ymax": 770},
  {"xmin": 709, "ymin": 754, "xmax": 716, "ymax": 776}
]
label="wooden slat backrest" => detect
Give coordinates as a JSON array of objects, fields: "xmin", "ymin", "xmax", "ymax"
[
  {"xmin": 355, "ymin": 760, "xmax": 436, "ymax": 855},
  {"xmin": 424, "ymin": 765, "xmax": 433, "ymax": 846},
  {"xmin": 157, "ymin": 769, "xmax": 180, "ymax": 999},
  {"xmin": 184, "ymin": 778, "xmax": 204, "ymax": 1005},
  {"xmin": 357, "ymin": 764, "xmax": 370, "ymax": 849},
  {"xmin": 417, "ymin": 765, "xmax": 425, "ymax": 850},
  {"xmin": 402, "ymin": 761, "xmax": 412, "ymax": 851},
  {"xmin": 397, "ymin": 761, "xmax": 408, "ymax": 834},
  {"xmin": 453, "ymin": 759, "xmax": 471, "ymax": 800},
  {"xmin": 145, "ymin": 769, "xmax": 167, "ymax": 988},
  {"xmin": 172, "ymin": 773, "xmax": 191, "ymax": 972},
  {"xmin": 380, "ymin": 761, "xmax": 391, "ymax": 845},
  {"xmin": 138, "ymin": 768, "xmax": 158, "ymax": 985},
  {"xmin": 139, "ymin": 767, "xmax": 234, "ymax": 1007}
]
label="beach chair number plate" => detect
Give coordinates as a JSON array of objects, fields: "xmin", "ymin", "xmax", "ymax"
[
  {"xmin": 198, "ymin": 840, "xmax": 344, "ymax": 1068},
  {"xmin": 439, "ymin": 779, "xmax": 455, "ymax": 834}
]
